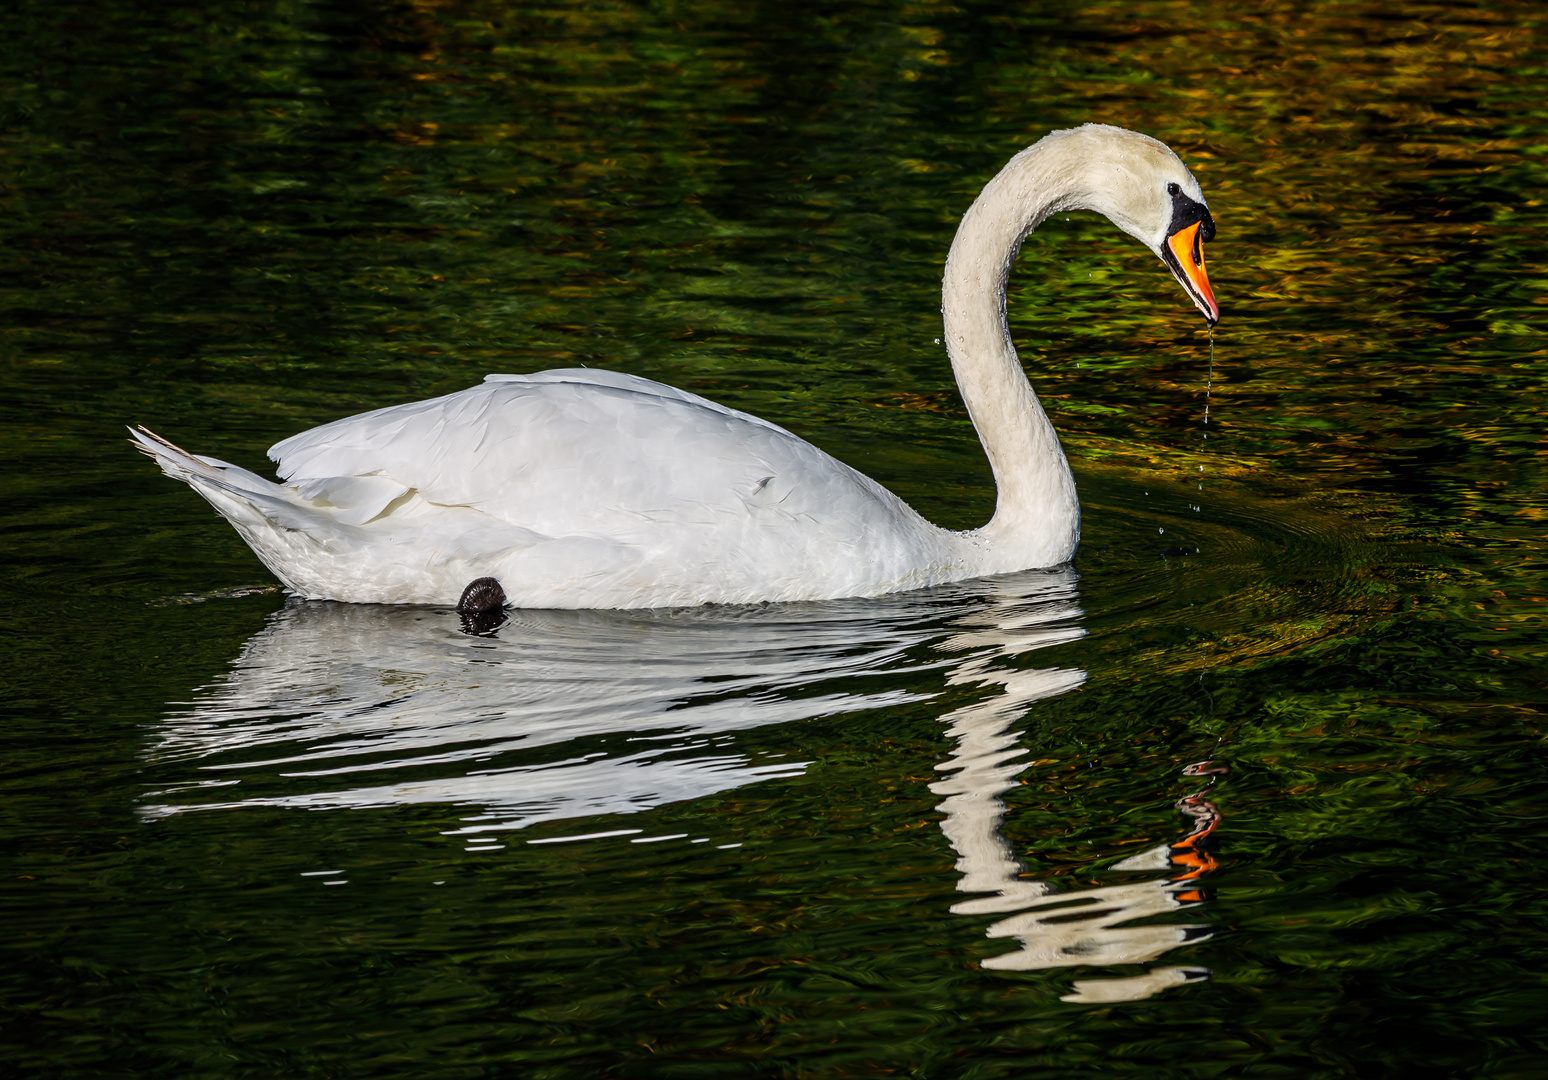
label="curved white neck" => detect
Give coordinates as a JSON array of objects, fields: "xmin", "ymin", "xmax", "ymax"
[{"xmin": 942, "ymin": 139, "xmax": 1098, "ymax": 569}]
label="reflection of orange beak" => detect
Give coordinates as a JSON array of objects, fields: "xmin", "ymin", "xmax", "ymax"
[
  {"xmin": 1169, "ymin": 793, "xmax": 1221, "ymax": 901},
  {"xmin": 1166, "ymin": 221, "xmax": 1220, "ymax": 324}
]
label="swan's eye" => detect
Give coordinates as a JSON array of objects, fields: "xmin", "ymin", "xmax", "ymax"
[{"xmin": 1167, "ymin": 182, "xmax": 1181, "ymax": 196}]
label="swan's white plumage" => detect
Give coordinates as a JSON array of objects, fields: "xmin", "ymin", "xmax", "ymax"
[
  {"xmin": 134, "ymin": 124, "xmax": 1215, "ymax": 609},
  {"xmin": 133, "ymin": 370, "xmax": 978, "ymax": 607}
]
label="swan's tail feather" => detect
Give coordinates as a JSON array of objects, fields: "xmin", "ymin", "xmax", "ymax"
[
  {"xmin": 130, "ymin": 426, "xmax": 276, "ymax": 493},
  {"xmin": 128, "ymin": 425, "xmax": 323, "ymax": 532},
  {"xmin": 130, "ymin": 425, "xmax": 359, "ymax": 598},
  {"xmin": 130, "ymin": 424, "xmax": 209, "ymax": 476}
]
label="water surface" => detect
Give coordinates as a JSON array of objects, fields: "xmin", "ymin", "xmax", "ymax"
[{"xmin": 3, "ymin": 1, "xmax": 1546, "ymax": 1076}]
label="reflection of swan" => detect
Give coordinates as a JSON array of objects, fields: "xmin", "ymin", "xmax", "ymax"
[
  {"xmin": 147, "ymin": 569, "xmax": 1214, "ymax": 1001},
  {"xmin": 132, "ymin": 125, "xmax": 1219, "ymax": 607},
  {"xmin": 141, "ymin": 574, "xmax": 1073, "ymax": 836},
  {"xmin": 930, "ymin": 583, "xmax": 1220, "ymax": 1003}
]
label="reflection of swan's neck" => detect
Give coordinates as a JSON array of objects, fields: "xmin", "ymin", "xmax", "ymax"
[{"xmin": 944, "ymin": 140, "xmax": 1088, "ymax": 567}]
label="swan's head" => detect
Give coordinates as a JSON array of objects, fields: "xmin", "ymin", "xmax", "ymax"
[{"xmin": 1042, "ymin": 124, "xmax": 1221, "ymax": 324}]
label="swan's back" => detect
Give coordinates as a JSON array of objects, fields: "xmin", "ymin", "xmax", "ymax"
[{"xmin": 252, "ymin": 370, "xmax": 966, "ymax": 606}]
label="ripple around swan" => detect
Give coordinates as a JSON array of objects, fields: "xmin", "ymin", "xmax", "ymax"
[{"xmin": 139, "ymin": 566, "xmax": 1222, "ymax": 1003}]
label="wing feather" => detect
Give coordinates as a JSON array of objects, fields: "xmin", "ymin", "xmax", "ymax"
[{"xmin": 267, "ymin": 370, "xmax": 925, "ymax": 542}]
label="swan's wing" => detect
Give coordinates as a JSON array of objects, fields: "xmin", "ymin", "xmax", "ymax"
[
  {"xmin": 266, "ymin": 369, "xmax": 926, "ymax": 542},
  {"xmin": 488, "ymin": 369, "xmax": 794, "ymax": 435}
]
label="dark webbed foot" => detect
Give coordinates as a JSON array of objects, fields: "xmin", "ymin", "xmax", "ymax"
[
  {"xmin": 456, "ymin": 577, "xmax": 507, "ymax": 636},
  {"xmin": 458, "ymin": 577, "xmax": 506, "ymax": 613}
]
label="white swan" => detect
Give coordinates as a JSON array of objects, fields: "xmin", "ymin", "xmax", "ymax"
[{"xmin": 133, "ymin": 124, "xmax": 1219, "ymax": 609}]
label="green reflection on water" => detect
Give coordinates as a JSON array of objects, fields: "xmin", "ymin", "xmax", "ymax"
[{"xmin": 2, "ymin": 0, "xmax": 1546, "ymax": 1076}]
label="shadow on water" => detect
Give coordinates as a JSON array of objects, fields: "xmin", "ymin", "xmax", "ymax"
[{"xmin": 141, "ymin": 567, "xmax": 1220, "ymax": 1003}]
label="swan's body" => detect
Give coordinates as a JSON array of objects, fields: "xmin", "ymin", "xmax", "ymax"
[{"xmin": 134, "ymin": 124, "xmax": 1219, "ymax": 609}]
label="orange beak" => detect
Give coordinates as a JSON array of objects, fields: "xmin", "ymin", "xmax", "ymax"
[{"xmin": 1165, "ymin": 221, "xmax": 1220, "ymax": 324}]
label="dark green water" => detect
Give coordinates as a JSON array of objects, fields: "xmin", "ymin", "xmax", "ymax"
[{"xmin": 4, "ymin": 0, "xmax": 1547, "ymax": 1075}]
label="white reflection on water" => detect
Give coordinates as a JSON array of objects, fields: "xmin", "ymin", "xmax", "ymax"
[
  {"xmin": 144, "ymin": 567, "xmax": 1213, "ymax": 1000},
  {"xmin": 142, "ymin": 587, "xmax": 961, "ymax": 831},
  {"xmin": 932, "ymin": 579, "xmax": 1217, "ymax": 1002}
]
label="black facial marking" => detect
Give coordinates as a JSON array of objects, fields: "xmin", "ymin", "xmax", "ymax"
[
  {"xmin": 1167, "ymin": 184, "xmax": 1216, "ymax": 243},
  {"xmin": 1158, "ymin": 183, "xmax": 1221, "ymax": 324}
]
